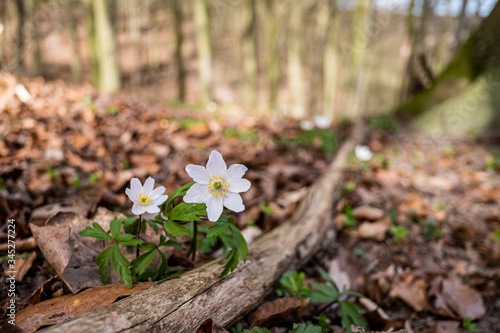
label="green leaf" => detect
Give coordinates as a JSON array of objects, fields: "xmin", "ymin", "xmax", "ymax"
[
  {"xmin": 115, "ymin": 233, "xmax": 144, "ymax": 246},
  {"xmin": 80, "ymin": 222, "xmax": 114, "ymax": 241},
  {"xmin": 207, "ymin": 222, "xmax": 230, "ymax": 238},
  {"xmin": 219, "ymin": 247, "xmax": 239, "ymax": 278},
  {"xmin": 339, "ymin": 301, "xmax": 367, "ymax": 333},
  {"xmin": 155, "ymin": 250, "xmax": 170, "ymax": 280},
  {"xmin": 242, "ymin": 327, "xmax": 272, "ymax": 333},
  {"xmin": 109, "ymin": 244, "xmax": 132, "ymax": 288},
  {"xmin": 139, "ymin": 242, "xmax": 157, "ymax": 251},
  {"xmin": 279, "ymin": 271, "xmax": 306, "ymax": 296},
  {"xmin": 169, "ymin": 202, "xmax": 207, "ymax": 222},
  {"xmin": 163, "ymin": 220, "xmax": 189, "ymax": 237},
  {"xmin": 109, "ymin": 216, "xmax": 121, "ymax": 239},
  {"xmin": 131, "ymin": 250, "xmax": 156, "ymax": 277},
  {"xmin": 229, "ymin": 224, "xmax": 248, "ymax": 262},
  {"xmin": 317, "ymin": 267, "xmax": 339, "ymax": 291},
  {"xmin": 290, "ymin": 323, "xmax": 323, "ymax": 333},
  {"xmin": 122, "ymin": 217, "xmax": 137, "ymax": 229},
  {"xmin": 95, "ymin": 245, "xmax": 113, "ymax": 285},
  {"xmin": 341, "ymin": 290, "xmax": 366, "ymax": 299},
  {"xmin": 146, "ymin": 219, "xmax": 159, "ymax": 234},
  {"xmin": 163, "ymin": 183, "xmax": 193, "ymax": 214},
  {"xmin": 309, "ymin": 282, "xmax": 338, "ymax": 303}
]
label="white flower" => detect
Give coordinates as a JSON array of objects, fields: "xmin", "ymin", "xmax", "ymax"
[
  {"xmin": 300, "ymin": 120, "xmax": 314, "ymax": 131},
  {"xmin": 313, "ymin": 115, "xmax": 332, "ymax": 129},
  {"xmin": 184, "ymin": 150, "xmax": 251, "ymax": 222},
  {"xmin": 125, "ymin": 177, "xmax": 168, "ymax": 215},
  {"xmin": 355, "ymin": 145, "xmax": 373, "ymax": 161}
]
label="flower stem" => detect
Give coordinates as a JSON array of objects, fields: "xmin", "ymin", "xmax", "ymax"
[
  {"xmin": 191, "ymin": 220, "xmax": 198, "ymax": 262},
  {"xmin": 136, "ymin": 215, "xmax": 143, "ymax": 258}
]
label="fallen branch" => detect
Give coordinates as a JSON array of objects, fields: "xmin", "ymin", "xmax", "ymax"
[{"xmin": 40, "ymin": 124, "xmax": 366, "ymax": 333}]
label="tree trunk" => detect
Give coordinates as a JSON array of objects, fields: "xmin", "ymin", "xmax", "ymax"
[
  {"xmin": 14, "ymin": 0, "xmax": 25, "ymax": 70},
  {"xmin": 171, "ymin": 0, "xmax": 185, "ymax": 101},
  {"xmin": 25, "ymin": 0, "xmax": 42, "ymax": 77},
  {"xmin": 193, "ymin": 0, "xmax": 213, "ymax": 103},
  {"xmin": 287, "ymin": 1, "xmax": 306, "ymax": 118},
  {"xmin": 128, "ymin": 0, "xmax": 141, "ymax": 87},
  {"xmin": 93, "ymin": 0, "xmax": 121, "ymax": 93},
  {"xmin": 455, "ymin": 0, "xmax": 469, "ymax": 50},
  {"xmin": 323, "ymin": 0, "xmax": 339, "ymax": 119},
  {"xmin": 265, "ymin": 0, "xmax": 279, "ymax": 111},
  {"xmin": 67, "ymin": 0, "xmax": 82, "ymax": 84},
  {"xmin": 242, "ymin": 0, "xmax": 257, "ymax": 109},
  {"xmin": 148, "ymin": 0, "xmax": 160, "ymax": 72},
  {"xmin": 37, "ymin": 124, "xmax": 366, "ymax": 333},
  {"xmin": 83, "ymin": 0, "xmax": 98, "ymax": 87},
  {"xmin": 347, "ymin": 0, "xmax": 372, "ymax": 118}
]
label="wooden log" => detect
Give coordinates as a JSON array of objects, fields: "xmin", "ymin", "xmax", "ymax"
[{"xmin": 40, "ymin": 125, "xmax": 366, "ymax": 333}]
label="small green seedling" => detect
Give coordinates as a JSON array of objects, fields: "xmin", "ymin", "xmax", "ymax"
[
  {"xmin": 422, "ymin": 219, "xmax": 443, "ymax": 241},
  {"xmin": 391, "ymin": 226, "xmax": 408, "ymax": 243},
  {"xmin": 462, "ymin": 317, "xmax": 479, "ymax": 332},
  {"xmin": 491, "ymin": 229, "xmax": 500, "ymax": 242},
  {"xmin": 343, "ymin": 206, "xmax": 357, "ymax": 228},
  {"xmin": 277, "ymin": 271, "xmax": 311, "ymax": 297}
]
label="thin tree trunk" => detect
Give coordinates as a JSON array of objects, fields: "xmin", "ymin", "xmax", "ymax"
[
  {"xmin": 287, "ymin": 1, "xmax": 306, "ymax": 118},
  {"xmin": 193, "ymin": 0, "xmax": 213, "ymax": 103},
  {"xmin": 148, "ymin": 0, "xmax": 160, "ymax": 72},
  {"xmin": 455, "ymin": 0, "xmax": 469, "ymax": 50},
  {"xmin": 67, "ymin": 0, "xmax": 82, "ymax": 84},
  {"xmin": 25, "ymin": 0, "xmax": 42, "ymax": 77},
  {"xmin": 242, "ymin": 0, "xmax": 257, "ymax": 109},
  {"xmin": 0, "ymin": 0, "xmax": 6, "ymax": 68},
  {"xmin": 83, "ymin": 0, "xmax": 98, "ymax": 87},
  {"xmin": 14, "ymin": 0, "xmax": 25, "ymax": 69},
  {"xmin": 347, "ymin": 0, "xmax": 372, "ymax": 118},
  {"xmin": 323, "ymin": 0, "xmax": 339, "ymax": 119},
  {"xmin": 171, "ymin": 0, "xmax": 185, "ymax": 101},
  {"xmin": 92, "ymin": 0, "xmax": 121, "ymax": 93},
  {"xmin": 265, "ymin": 0, "xmax": 279, "ymax": 111},
  {"xmin": 128, "ymin": 0, "xmax": 141, "ymax": 87}
]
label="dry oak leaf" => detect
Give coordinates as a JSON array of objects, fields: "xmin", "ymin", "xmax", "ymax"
[
  {"xmin": 16, "ymin": 282, "xmax": 157, "ymax": 333},
  {"xmin": 196, "ymin": 318, "xmax": 230, "ymax": 333},
  {"xmin": 250, "ymin": 296, "xmax": 307, "ymax": 329},
  {"xmin": 389, "ymin": 270, "xmax": 429, "ymax": 312}
]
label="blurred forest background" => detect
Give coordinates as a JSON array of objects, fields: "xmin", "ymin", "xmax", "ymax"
[{"xmin": 0, "ymin": 0, "xmax": 498, "ymax": 121}]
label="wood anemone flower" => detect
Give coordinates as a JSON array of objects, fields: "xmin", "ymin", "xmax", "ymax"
[
  {"xmin": 184, "ymin": 150, "xmax": 251, "ymax": 222},
  {"xmin": 125, "ymin": 177, "xmax": 168, "ymax": 215}
]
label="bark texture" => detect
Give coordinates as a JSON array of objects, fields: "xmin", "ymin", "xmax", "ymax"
[{"xmin": 39, "ymin": 125, "xmax": 365, "ymax": 333}]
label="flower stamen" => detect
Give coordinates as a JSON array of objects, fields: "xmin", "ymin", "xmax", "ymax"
[
  {"xmin": 208, "ymin": 174, "xmax": 229, "ymax": 198},
  {"xmin": 138, "ymin": 192, "xmax": 152, "ymax": 205}
]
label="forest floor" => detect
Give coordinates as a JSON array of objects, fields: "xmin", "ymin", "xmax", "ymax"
[{"xmin": 0, "ymin": 75, "xmax": 500, "ymax": 333}]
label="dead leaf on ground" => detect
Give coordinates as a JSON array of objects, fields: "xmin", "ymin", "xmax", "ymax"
[
  {"xmin": 16, "ymin": 282, "xmax": 157, "ymax": 333},
  {"xmin": 250, "ymin": 296, "xmax": 306, "ymax": 329},
  {"xmin": 14, "ymin": 251, "xmax": 36, "ymax": 281},
  {"xmin": 353, "ymin": 205, "xmax": 385, "ymax": 221},
  {"xmin": 196, "ymin": 318, "xmax": 230, "ymax": 333},
  {"xmin": 389, "ymin": 270, "xmax": 429, "ymax": 312},
  {"xmin": 354, "ymin": 216, "xmax": 391, "ymax": 241}
]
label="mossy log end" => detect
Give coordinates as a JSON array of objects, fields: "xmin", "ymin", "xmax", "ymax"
[{"xmin": 39, "ymin": 126, "xmax": 366, "ymax": 333}]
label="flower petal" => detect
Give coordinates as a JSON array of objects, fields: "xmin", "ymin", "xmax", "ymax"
[
  {"xmin": 228, "ymin": 178, "xmax": 251, "ymax": 193},
  {"xmin": 184, "ymin": 183, "xmax": 210, "ymax": 204},
  {"xmin": 143, "ymin": 177, "xmax": 155, "ymax": 194},
  {"xmin": 206, "ymin": 196, "xmax": 223, "ymax": 222},
  {"xmin": 151, "ymin": 194, "xmax": 168, "ymax": 206},
  {"xmin": 226, "ymin": 164, "xmax": 248, "ymax": 178},
  {"xmin": 144, "ymin": 205, "xmax": 161, "ymax": 214},
  {"xmin": 125, "ymin": 188, "xmax": 137, "ymax": 203},
  {"xmin": 206, "ymin": 150, "xmax": 227, "ymax": 175},
  {"xmin": 222, "ymin": 192, "xmax": 244, "ymax": 212},
  {"xmin": 130, "ymin": 178, "xmax": 142, "ymax": 199},
  {"xmin": 151, "ymin": 186, "xmax": 166, "ymax": 199},
  {"xmin": 132, "ymin": 203, "xmax": 146, "ymax": 215},
  {"xmin": 185, "ymin": 164, "xmax": 210, "ymax": 184}
]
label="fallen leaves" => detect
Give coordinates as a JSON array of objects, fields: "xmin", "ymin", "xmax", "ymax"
[{"xmin": 250, "ymin": 297, "xmax": 308, "ymax": 329}]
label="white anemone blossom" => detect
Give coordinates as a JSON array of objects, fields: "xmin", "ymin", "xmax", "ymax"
[
  {"xmin": 184, "ymin": 150, "xmax": 251, "ymax": 222},
  {"xmin": 126, "ymin": 177, "xmax": 168, "ymax": 215},
  {"xmin": 355, "ymin": 145, "xmax": 373, "ymax": 161}
]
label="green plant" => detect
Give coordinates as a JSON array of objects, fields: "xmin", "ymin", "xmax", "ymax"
[
  {"xmin": 462, "ymin": 317, "xmax": 479, "ymax": 332},
  {"xmin": 106, "ymin": 105, "xmax": 117, "ymax": 115},
  {"xmin": 290, "ymin": 323, "xmax": 323, "ymax": 333},
  {"xmin": 391, "ymin": 226, "xmax": 408, "ymax": 243},
  {"xmin": 46, "ymin": 165, "xmax": 59, "ymax": 180},
  {"xmin": 88, "ymin": 172, "xmax": 100, "ymax": 184},
  {"xmin": 223, "ymin": 127, "xmax": 259, "ymax": 143},
  {"xmin": 353, "ymin": 248, "xmax": 370, "ymax": 260},
  {"xmin": 260, "ymin": 202, "xmax": 273, "ymax": 215},
  {"xmin": 286, "ymin": 129, "xmax": 338, "ymax": 154},
  {"xmin": 344, "ymin": 181, "xmax": 356, "ymax": 192},
  {"xmin": 82, "ymin": 96, "xmax": 96, "ymax": 114},
  {"xmin": 369, "ymin": 114, "xmax": 398, "ymax": 132},
  {"xmin": 342, "ymin": 206, "xmax": 357, "ymax": 228},
  {"xmin": 441, "ymin": 146, "xmax": 456, "ymax": 156},
  {"xmin": 485, "ymin": 149, "xmax": 500, "ymax": 170},
  {"xmin": 72, "ymin": 177, "xmax": 82, "ymax": 189},
  {"xmin": 491, "ymin": 229, "xmax": 500, "ymax": 242},
  {"xmin": 422, "ymin": 219, "xmax": 443, "ymax": 240},
  {"xmin": 435, "ymin": 202, "xmax": 446, "ymax": 211},
  {"xmin": 277, "ymin": 271, "xmax": 311, "ymax": 297}
]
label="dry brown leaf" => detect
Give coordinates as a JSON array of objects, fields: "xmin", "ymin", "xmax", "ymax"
[
  {"xmin": 355, "ymin": 216, "xmax": 391, "ymax": 241},
  {"xmin": 14, "ymin": 251, "xmax": 36, "ymax": 281},
  {"xmin": 16, "ymin": 282, "xmax": 156, "ymax": 333},
  {"xmin": 250, "ymin": 296, "xmax": 306, "ymax": 329},
  {"xmin": 440, "ymin": 277, "xmax": 485, "ymax": 320},
  {"xmin": 353, "ymin": 205, "xmax": 385, "ymax": 221},
  {"xmin": 389, "ymin": 270, "xmax": 429, "ymax": 312},
  {"xmin": 196, "ymin": 318, "xmax": 230, "ymax": 333}
]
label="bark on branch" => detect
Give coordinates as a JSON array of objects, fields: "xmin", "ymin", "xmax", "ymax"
[{"xmin": 40, "ymin": 125, "xmax": 366, "ymax": 333}]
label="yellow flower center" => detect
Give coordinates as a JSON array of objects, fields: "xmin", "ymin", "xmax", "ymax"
[
  {"xmin": 208, "ymin": 174, "xmax": 229, "ymax": 198},
  {"xmin": 138, "ymin": 192, "xmax": 152, "ymax": 205}
]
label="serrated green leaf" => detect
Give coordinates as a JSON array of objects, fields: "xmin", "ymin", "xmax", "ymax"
[
  {"xmin": 116, "ymin": 233, "xmax": 144, "ymax": 246},
  {"xmin": 339, "ymin": 301, "xmax": 367, "ymax": 333},
  {"xmin": 229, "ymin": 225, "xmax": 248, "ymax": 262},
  {"xmin": 169, "ymin": 202, "xmax": 207, "ymax": 221},
  {"xmin": 139, "ymin": 242, "xmax": 157, "ymax": 251},
  {"xmin": 131, "ymin": 249, "xmax": 156, "ymax": 277},
  {"xmin": 163, "ymin": 220, "xmax": 189, "ymax": 237},
  {"xmin": 279, "ymin": 271, "xmax": 305, "ymax": 296},
  {"xmin": 109, "ymin": 244, "xmax": 132, "ymax": 288},
  {"xmin": 146, "ymin": 219, "xmax": 159, "ymax": 234},
  {"xmin": 318, "ymin": 267, "xmax": 339, "ymax": 291},
  {"xmin": 290, "ymin": 323, "xmax": 323, "ymax": 333},
  {"xmin": 95, "ymin": 245, "xmax": 114, "ymax": 285},
  {"xmin": 310, "ymin": 282, "xmax": 338, "ymax": 303},
  {"xmin": 219, "ymin": 247, "xmax": 239, "ymax": 277},
  {"xmin": 164, "ymin": 239, "xmax": 184, "ymax": 249},
  {"xmin": 242, "ymin": 327, "xmax": 272, "ymax": 333},
  {"xmin": 109, "ymin": 217, "xmax": 121, "ymax": 239},
  {"xmin": 207, "ymin": 222, "xmax": 229, "ymax": 238},
  {"xmin": 163, "ymin": 183, "xmax": 194, "ymax": 214},
  {"xmin": 80, "ymin": 222, "xmax": 114, "ymax": 241}
]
